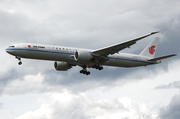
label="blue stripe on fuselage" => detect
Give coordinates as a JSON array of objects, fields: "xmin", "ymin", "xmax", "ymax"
[{"xmin": 6, "ymin": 48, "xmax": 74, "ymax": 55}]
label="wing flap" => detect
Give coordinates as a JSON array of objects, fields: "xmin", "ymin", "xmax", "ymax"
[{"xmin": 148, "ymin": 54, "xmax": 177, "ymax": 61}]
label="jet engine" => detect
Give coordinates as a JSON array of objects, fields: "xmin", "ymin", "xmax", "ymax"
[
  {"xmin": 74, "ymin": 50, "xmax": 93, "ymax": 62},
  {"xmin": 54, "ymin": 62, "xmax": 72, "ymax": 71}
]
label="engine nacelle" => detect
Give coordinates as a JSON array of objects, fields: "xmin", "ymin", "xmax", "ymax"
[
  {"xmin": 54, "ymin": 62, "xmax": 72, "ymax": 71},
  {"xmin": 74, "ymin": 50, "xmax": 93, "ymax": 62}
]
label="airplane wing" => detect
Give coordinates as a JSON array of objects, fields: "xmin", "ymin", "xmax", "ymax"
[
  {"xmin": 92, "ymin": 32, "xmax": 159, "ymax": 56},
  {"xmin": 148, "ymin": 54, "xmax": 177, "ymax": 62}
]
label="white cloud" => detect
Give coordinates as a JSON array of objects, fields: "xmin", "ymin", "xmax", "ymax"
[
  {"xmin": 15, "ymin": 90, "xmax": 159, "ymax": 119},
  {"xmin": 3, "ymin": 73, "xmax": 44, "ymax": 95}
]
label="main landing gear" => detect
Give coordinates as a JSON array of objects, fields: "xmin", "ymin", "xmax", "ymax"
[
  {"xmin": 80, "ymin": 64, "xmax": 103, "ymax": 75},
  {"xmin": 80, "ymin": 69, "xmax": 90, "ymax": 75},
  {"xmin": 92, "ymin": 64, "xmax": 103, "ymax": 70},
  {"xmin": 16, "ymin": 56, "xmax": 22, "ymax": 65},
  {"xmin": 80, "ymin": 65, "xmax": 90, "ymax": 75}
]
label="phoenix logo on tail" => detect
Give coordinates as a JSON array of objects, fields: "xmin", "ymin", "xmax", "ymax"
[{"xmin": 149, "ymin": 45, "xmax": 156, "ymax": 55}]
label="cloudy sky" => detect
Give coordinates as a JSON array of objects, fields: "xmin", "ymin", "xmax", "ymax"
[{"xmin": 0, "ymin": 0, "xmax": 180, "ymax": 119}]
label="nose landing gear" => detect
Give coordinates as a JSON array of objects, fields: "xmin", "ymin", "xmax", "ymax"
[{"xmin": 16, "ymin": 56, "xmax": 22, "ymax": 65}]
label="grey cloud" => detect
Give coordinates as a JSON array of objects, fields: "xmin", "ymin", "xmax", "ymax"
[
  {"xmin": 1, "ymin": 60, "xmax": 164, "ymax": 95},
  {"xmin": 156, "ymin": 80, "xmax": 180, "ymax": 89},
  {"xmin": 0, "ymin": 68, "xmax": 23, "ymax": 94},
  {"xmin": 159, "ymin": 94, "xmax": 180, "ymax": 119},
  {"xmin": 41, "ymin": 65, "xmax": 163, "ymax": 93},
  {"xmin": 0, "ymin": 0, "xmax": 180, "ymax": 95},
  {"xmin": 0, "ymin": 102, "xmax": 3, "ymax": 109},
  {"xmin": 0, "ymin": 11, "xmax": 36, "ymax": 42},
  {"xmin": 0, "ymin": 0, "xmax": 180, "ymax": 118}
]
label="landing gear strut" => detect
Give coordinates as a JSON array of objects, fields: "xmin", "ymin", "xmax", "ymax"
[
  {"xmin": 80, "ymin": 66, "xmax": 90, "ymax": 75},
  {"xmin": 92, "ymin": 64, "xmax": 103, "ymax": 70},
  {"xmin": 16, "ymin": 56, "xmax": 22, "ymax": 65}
]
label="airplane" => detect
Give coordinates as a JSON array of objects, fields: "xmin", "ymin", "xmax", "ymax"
[{"xmin": 6, "ymin": 32, "xmax": 176, "ymax": 75}]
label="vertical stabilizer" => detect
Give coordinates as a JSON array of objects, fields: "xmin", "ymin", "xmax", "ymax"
[{"xmin": 139, "ymin": 37, "xmax": 159, "ymax": 58}]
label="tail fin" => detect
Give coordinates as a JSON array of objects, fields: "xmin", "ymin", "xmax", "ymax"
[{"xmin": 139, "ymin": 37, "xmax": 159, "ymax": 58}]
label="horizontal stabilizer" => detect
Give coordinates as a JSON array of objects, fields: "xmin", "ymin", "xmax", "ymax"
[{"xmin": 148, "ymin": 54, "xmax": 177, "ymax": 61}]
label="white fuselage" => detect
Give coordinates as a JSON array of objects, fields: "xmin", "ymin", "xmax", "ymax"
[{"xmin": 6, "ymin": 43, "xmax": 157, "ymax": 68}]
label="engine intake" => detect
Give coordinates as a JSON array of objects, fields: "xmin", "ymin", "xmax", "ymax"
[
  {"xmin": 74, "ymin": 50, "xmax": 93, "ymax": 62},
  {"xmin": 54, "ymin": 62, "xmax": 72, "ymax": 71}
]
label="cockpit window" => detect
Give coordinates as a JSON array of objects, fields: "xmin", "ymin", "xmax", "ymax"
[{"xmin": 9, "ymin": 46, "xmax": 15, "ymax": 48}]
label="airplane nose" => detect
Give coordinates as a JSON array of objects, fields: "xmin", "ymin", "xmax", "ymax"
[
  {"xmin": 6, "ymin": 48, "xmax": 10, "ymax": 53},
  {"xmin": 6, "ymin": 47, "xmax": 18, "ymax": 56},
  {"xmin": 6, "ymin": 48, "xmax": 13, "ymax": 54},
  {"xmin": 6, "ymin": 45, "xmax": 16, "ymax": 56}
]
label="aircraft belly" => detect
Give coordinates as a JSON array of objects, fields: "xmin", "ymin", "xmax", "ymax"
[
  {"xmin": 19, "ymin": 50, "xmax": 46, "ymax": 60},
  {"xmin": 105, "ymin": 58, "xmax": 139, "ymax": 67}
]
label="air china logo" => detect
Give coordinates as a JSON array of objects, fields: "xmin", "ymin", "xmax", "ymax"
[{"xmin": 149, "ymin": 45, "xmax": 156, "ymax": 55}]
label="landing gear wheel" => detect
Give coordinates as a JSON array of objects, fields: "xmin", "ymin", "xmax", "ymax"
[
  {"xmin": 92, "ymin": 64, "xmax": 103, "ymax": 71},
  {"xmin": 86, "ymin": 71, "xmax": 90, "ymax": 75},
  {"xmin": 99, "ymin": 66, "xmax": 103, "ymax": 70},
  {"xmin": 18, "ymin": 61, "xmax": 22, "ymax": 65},
  {"xmin": 82, "ymin": 70, "xmax": 86, "ymax": 74},
  {"xmin": 80, "ymin": 70, "xmax": 83, "ymax": 73}
]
